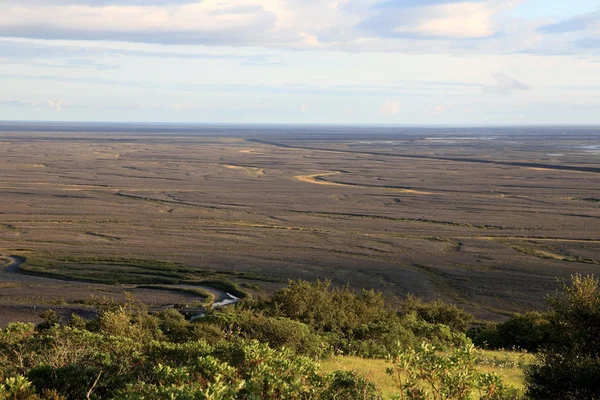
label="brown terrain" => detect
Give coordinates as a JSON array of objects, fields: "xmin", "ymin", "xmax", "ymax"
[{"xmin": 1, "ymin": 126, "xmax": 599, "ymax": 324}]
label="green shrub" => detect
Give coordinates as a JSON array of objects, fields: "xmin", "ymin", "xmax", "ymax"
[
  {"xmin": 204, "ymin": 310, "xmax": 330, "ymax": 358},
  {"xmin": 2, "ymin": 279, "xmax": 548, "ymax": 399},
  {"xmin": 0, "ymin": 316, "xmax": 380, "ymax": 400},
  {"xmin": 264, "ymin": 280, "xmax": 391, "ymax": 334},
  {"xmin": 98, "ymin": 307, "xmax": 163, "ymax": 343},
  {"xmin": 237, "ymin": 280, "xmax": 470, "ymax": 358},
  {"xmin": 402, "ymin": 296, "xmax": 474, "ymax": 333},
  {"xmin": 0, "ymin": 376, "xmax": 37, "ymax": 400},
  {"xmin": 155, "ymin": 309, "xmax": 192, "ymax": 343},
  {"xmin": 36, "ymin": 310, "xmax": 59, "ymax": 332},
  {"xmin": 349, "ymin": 320, "xmax": 417, "ymax": 358},
  {"xmin": 0, "ymin": 323, "xmax": 38, "ymax": 377},
  {"xmin": 189, "ymin": 322, "xmax": 226, "ymax": 344},
  {"xmin": 321, "ymin": 370, "xmax": 382, "ymax": 400},
  {"xmin": 28, "ymin": 365, "xmax": 104, "ymax": 400},
  {"xmin": 155, "ymin": 309, "xmax": 226, "ymax": 344},
  {"xmin": 469, "ymin": 312, "xmax": 551, "ymax": 351},
  {"xmin": 526, "ymin": 274, "xmax": 600, "ymax": 399},
  {"xmin": 404, "ymin": 315, "xmax": 471, "ymax": 350},
  {"xmin": 387, "ymin": 342, "xmax": 522, "ymax": 400}
]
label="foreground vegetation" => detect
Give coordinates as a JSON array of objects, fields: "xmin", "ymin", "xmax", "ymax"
[
  {"xmin": 1, "ymin": 274, "xmax": 599, "ymax": 399},
  {"xmin": 322, "ymin": 350, "xmax": 533, "ymax": 399}
]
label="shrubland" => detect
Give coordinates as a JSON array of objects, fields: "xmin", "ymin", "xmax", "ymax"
[
  {"xmin": 0, "ymin": 275, "xmax": 598, "ymax": 399},
  {"xmin": 526, "ymin": 274, "xmax": 600, "ymax": 399}
]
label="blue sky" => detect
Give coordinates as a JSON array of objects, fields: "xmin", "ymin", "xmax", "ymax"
[{"xmin": 0, "ymin": 0, "xmax": 599, "ymax": 125}]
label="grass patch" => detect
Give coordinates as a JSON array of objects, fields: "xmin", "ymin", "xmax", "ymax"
[
  {"xmin": 58, "ymin": 256, "xmax": 186, "ymax": 271},
  {"xmin": 577, "ymin": 198, "xmax": 600, "ymax": 203},
  {"xmin": 285, "ymin": 210, "xmax": 508, "ymax": 230},
  {"xmin": 320, "ymin": 350, "xmax": 533, "ymax": 399},
  {"xmin": 0, "ymin": 282, "xmax": 22, "ymax": 288},
  {"xmin": 241, "ymin": 282, "xmax": 262, "ymax": 292},
  {"xmin": 16, "ymin": 254, "xmax": 188, "ymax": 285},
  {"xmin": 19, "ymin": 264, "xmax": 183, "ymax": 285},
  {"xmin": 136, "ymin": 285, "xmax": 215, "ymax": 306},
  {"xmin": 16, "ymin": 254, "xmax": 251, "ymax": 300},
  {"xmin": 115, "ymin": 192, "xmax": 226, "ymax": 210},
  {"xmin": 0, "ymin": 224, "xmax": 18, "ymax": 231},
  {"xmin": 211, "ymin": 269, "xmax": 285, "ymax": 283},
  {"xmin": 197, "ymin": 279, "xmax": 250, "ymax": 299},
  {"xmin": 18, "ymin": 254, "xmax": 207, "ymax": 285},
  {"xmin": 501, "ymin": 240, "xmax": 600, "ymax": 265}
]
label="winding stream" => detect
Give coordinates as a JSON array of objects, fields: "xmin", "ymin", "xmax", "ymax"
[
  {"xmin": 1, "ymin": 255, "xmax": 26, "ymax": 273},
  {"xmin": 1, "ymin": 255, "xmax": 241, "ymax": 321}
]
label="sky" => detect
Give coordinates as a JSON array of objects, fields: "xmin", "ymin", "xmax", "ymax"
[{"xmin": 1, "ymin": 0, "xmax": 600, "ymax": 125}]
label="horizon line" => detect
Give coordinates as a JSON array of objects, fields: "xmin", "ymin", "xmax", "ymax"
[{"xmin": 1, "ymin": 120, "xmax": 600, "ymax": 129}]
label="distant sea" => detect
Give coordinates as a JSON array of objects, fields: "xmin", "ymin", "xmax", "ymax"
[{"xmin": 0, "ymin": 121, "xmax": 598, "ymax": 140}]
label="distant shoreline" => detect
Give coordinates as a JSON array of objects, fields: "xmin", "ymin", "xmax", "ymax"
[{"xmin": 0, "ymin": 121, "xmax": 599, "ymax": 137}]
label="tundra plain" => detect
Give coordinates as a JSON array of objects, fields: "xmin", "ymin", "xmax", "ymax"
[{"xmin": 1, "ymin": 125, "xmax": 599, "ymax": 324}]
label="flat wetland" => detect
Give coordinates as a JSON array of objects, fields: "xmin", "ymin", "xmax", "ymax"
[{"xmin": 1, "ymin": 125, "xmax": 599, "ymax": 324}]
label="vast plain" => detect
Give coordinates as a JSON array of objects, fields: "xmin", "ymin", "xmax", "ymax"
[{"xmin": 1, "ymin": 124, "xmax": 599, "ymax": 324}]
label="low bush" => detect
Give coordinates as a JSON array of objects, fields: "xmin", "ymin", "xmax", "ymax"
[
  {"xmin": 240, "ymin": 280, "xmax": 468, "ymax": 357},
  {"xmin": 321, "ymin": 370, "xmax": 382, "ymax": 400},
  {"xmin": 204, "ymin": 310, "xmax": 330, "ymax": 358},
  {"xmin": 402, "ymin": 296, "xmax": 474, "ymax": 333},
  {"xmin": 0, "ymin": 321, "xmax": 380, "ymax": 400},
  {"xmin": 469, "ymin": 312, "xmax": 551, "ymax": 351},
  {"xmin": 0, "ymin": 279, "xmax": 533, "ymax": 400},
  {"xmin": 526, "ymin": 274, "xmax": 600, "ymax": 399},
  {"xmin": 387, "ymin": 342, "xmax": 523, "ymax": 400}
]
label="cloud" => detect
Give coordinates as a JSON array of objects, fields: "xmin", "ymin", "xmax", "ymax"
[
  {"xmin": 432, "ymin": 105, "xmax": 446, "ymax": 114},
  {"xmin": 0, "ymin": 100, "xmax": 36, "ymax": 108},
  {"xmin": 47, "ymin": 100, "xmax": 64, "ymax": 111},
  {"xmin": 9, "ymin": 0, "xmax": 197, "ymax": 4},
  {"xmin": 0, "ymin": 40, "xmax": 120, "ymax": 69},
  {"xmin": 0, "ymin": 37, "xmax": 280, "ymax": 69},
  {"xmin": 357, "ymin": 0, "xmax": 513, "ymax": 39},
  {"xmin": 379, "ymin": 100, "xmax": 401, "ymax": 115},
  {"xmin": 482, "ymin": 72, "xmax": 530, "ymax": 94},
  {"xmin": 0, "ymin": 0, "xmax": 596, "ymax": 56},
  {"xmin": 0, "ymin": 2, "xmax": 280, "ymax": 46},
  {"xmin": 0, "ymin": 71, "xmax": 485, "ymax": 98},
  {"xmin": 0, "ymin": 98, "xmax": 65, "ymax": 110},
  {"xmin": 539, "ymin": 11, "xmax": 600, "ymax": 34},
  {"xmin": 574, "ymin": 36, "xmax": 600, "ymax": 48},
  {"xmin": 533, "ymin": 10, "xmax": 600, "ymax": 54},
  {"xmin": 0, "ymin": 0, "xmax": 530, "ymax": 53}
]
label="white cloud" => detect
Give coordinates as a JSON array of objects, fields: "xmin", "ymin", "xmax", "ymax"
[
  {"xmin": 300, "ymin": 32, "xmax": 320, "ymax": 47},
  {"xmin": 0, "ymin": 98, "xmax": 66, "ymax": 111},
  {"xmin": 483, "ymin": 72, "xmax": 530, "ymax": 94},
  {"xmin": 379, "ymin": 100, "xmax": 400, "ymax": 116},
  {"xmin": 432, "ymin": 105, "xmax": 446, "ymax": 114},
  {"xmin": 0, "ymin": 1, "xmax": 281, "ymax": 45},
  {"xmin": 1, "ymin": 2, "xmax": 599, "ymax": 125},
  {"xmin": 0, "ymin": 99, "xmax": 36, "ymax": 107},
  {"xmin": 47, "ymin": 100, "xmax": 64, "ymax": 111},
  {"xmin": 393, "ymin": 2, "xmax": 499, "ymax": 39},
  {"xmin": 0, "ymin": 0, "xmax": 569, "ymax": 55}
]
